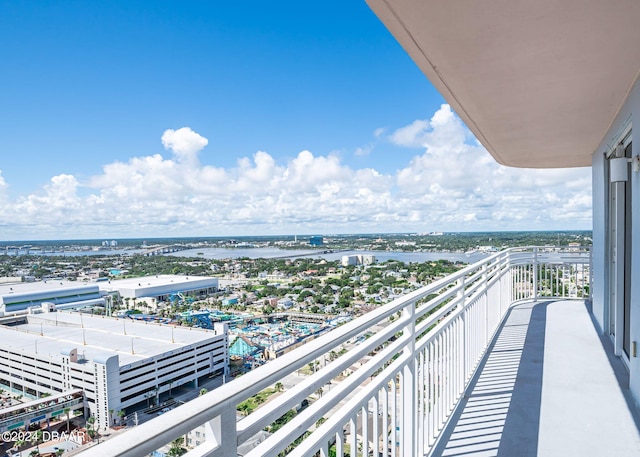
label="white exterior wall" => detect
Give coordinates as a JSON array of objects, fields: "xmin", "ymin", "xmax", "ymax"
[
  {"xmin": 0, "ymin": 327, "xmax": 229, "ymax": 430},
  {"xmin": 0, "ymin": 284, "xmax": 102, "ymax": 313},
  {"xmin": 115, "ymin": 277, "xmax": 218, "ymax": 299},
  {"xmin": 94, "ymin": 356, "xmax": 121, "ymax": 428},
  {"xmin": 591, "ymin": 151, "xmax": 607, "ymax": 333},
  {"xmin": 341, "ymin": 255, "xmax": 358, "ymax": 267},
  {"xmin": 117, "ymin": 326, "xmax": 228, "ymax": 411},
  {"xmin": 0, "ymin": 350, "xmax": 65, "ymax": 395},
  {"xmin": 593, "ymin": 76, "xmax": 640, "ymax": 407},
  {"xmin": 361, "ymin": 255, "xmax": 376, "ymax": 265}
]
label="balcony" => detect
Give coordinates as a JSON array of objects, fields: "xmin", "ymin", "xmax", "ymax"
[
  {"xmin": 431, "ymin": 299, "xmax": 640, "ymax": 457},
  {"xmin": 78, "ymin": 247, "xmax": 640, "ymax": 457}
]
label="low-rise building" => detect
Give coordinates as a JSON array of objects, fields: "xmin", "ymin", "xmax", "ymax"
[
  {"xmin": 0, "ymin": 281, "xmax": 105, "ymax": 314},
  {"xmin": 99, "ymin": 275, "xmax": 218, "ymax": 302},
  {"xmin": 0, "ymin": 311, "xmax": 228, "ymax": 429}
]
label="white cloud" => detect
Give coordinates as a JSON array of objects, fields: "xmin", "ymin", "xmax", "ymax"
[
  {"xmin": 389, "ymin": 119, "xmax": 430, "ymax": 148},
  {"xmin": 388, "ymin": 105, "xmax": 592, "ymax": 231},
  {"xmin": 0, "ymin": 171, "xmax": 8, "ymax": 202},
  {"xmin": 354, "ymin": 144, "xmax": 373, "ymax": 157},
  {"xmin": 0, "ymin": 112, "xmax": 592, "ymax": 239},
  {"xmin": 161, "ymin": 127, "xmax": 209, "ymax": 165}
]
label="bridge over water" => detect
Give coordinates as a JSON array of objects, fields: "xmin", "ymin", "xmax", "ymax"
[{"xmin": 141, "ymin": 245, "xmax": 190, "ymax": 256}]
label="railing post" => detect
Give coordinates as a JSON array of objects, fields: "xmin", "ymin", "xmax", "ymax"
[
  {"xmin": 205, "ymin": 406, "xmax": 237, "ymax": 457},
  {"xmin": 589, "ymin": 246, "xmax": 593, "ymax": 301},
  {"xmin": 457, "ymin": 277, "xmax": 466, "ymax": 382},
  {"xmin": 532, "ymin": 247, "xmax": 539, "ymax": 302},
  {"xmin": 482, "ymin": 263, "xmax": 488, "ymax": 351},
  {"xmin": 402, "ymin": 299, "xmax": 417, "ymax": 456},
  {"xmin": 505, "ymin": 250, "xmax": 513, "ymax": 307}
]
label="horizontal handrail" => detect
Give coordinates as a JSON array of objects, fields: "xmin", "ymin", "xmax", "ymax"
[{"xmin": 78, "ymin": 246, "xmax": 591, "ymax": 457}]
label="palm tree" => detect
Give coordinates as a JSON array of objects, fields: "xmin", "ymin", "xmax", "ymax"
[
  {"xmin": 274, "ymin": 382, "xmax": 284, "ymax": 392},
  {"xmin": 167, "ymin": 437, "xmax": 186, "ymax": 456},
  {"xmin": 30, "ymin": 430, "xmax": 43, "ymax": 454},
  {"xmin": 14, "ymin": 439, "xmax": 24, "ymax": 452},
  {"xmin": 86, "ymin": 415, "xmax": 96, "ymax": 440},
  {"xmin": 63, "ymin": 407, "xmax": 71, "ymax": 432},
  {"xmin": 117, "ymin": 410, "xmax": 126, "ymax": 425}
]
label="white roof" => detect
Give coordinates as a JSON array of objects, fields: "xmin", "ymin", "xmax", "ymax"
[
  {"xmin": 0, "ymin": 280, "xmax": 98, "ymax": 296},
  {"xmin": 0, "ymin": 311, "xmax": 222, "ymax": 366},
  {"xmin": 101, "ymin": 274, "xmax": 214, "ymax": 289},
  {"xmin": 99, "ymin": 274, "xmax": 218, "ymax": 298}
]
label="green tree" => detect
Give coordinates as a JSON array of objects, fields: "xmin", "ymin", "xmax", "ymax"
[
  {"xmin": 168, "ymin": 437, "xmax": 187, "ymax": 456},
  {"xmin": 86, "ymin": 415, "xmax": 96, "ymax": 440},
  {"xmin": 30, "ymin": 430, "xmax": 43, "ymax": 455},
  {"xmin": 64, "ymin": 407, "xmax": 71, "ymax": 432}
]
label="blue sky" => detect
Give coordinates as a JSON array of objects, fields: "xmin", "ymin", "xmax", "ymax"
[{"xmin": 0, "ymin": 1, "xmax": 591, "ymax": 240}]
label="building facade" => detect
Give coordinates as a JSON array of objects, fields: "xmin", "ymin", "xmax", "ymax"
[
  {"xmin": 0, "ymin": 311, "xmax": 228, "ymax": 429},
  {"xmin": 0, "ymin": 282, "xmax": 105, "ymax": 314},
  {"xmin": 341, "ymin": 254, "xmax": 376, "ymax": 267},
  {"xmin": 99, "ymin": 275, "xmax": 218, "ymax": 302},
  {"xmin": 591, "ymin": 77, "xmax": 640, "ymax": 404}
]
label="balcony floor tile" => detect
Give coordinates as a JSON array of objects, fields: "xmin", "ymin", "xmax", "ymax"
[{"xmin": 430, "ymin": 300, "xmax": 640, "ymax": 457}]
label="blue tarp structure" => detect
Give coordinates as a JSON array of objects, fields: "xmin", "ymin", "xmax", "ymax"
[{"xmin": 230, "ymin": 336, "xmax": 261, "ymax": 357}]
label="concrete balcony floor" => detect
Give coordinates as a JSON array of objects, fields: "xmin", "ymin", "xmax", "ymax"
[{"xmin": 430, "ymin": 300, "xmax": 640, "ymax": 457}]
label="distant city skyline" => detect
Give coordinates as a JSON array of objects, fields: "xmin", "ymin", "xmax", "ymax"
[
  {"xmin": 0, "ymin": 2, "xmax": 591, "ymax": 241},
  {"xmin": 0, "ymin": 230, "xmax": 592, "ymax": 245}
]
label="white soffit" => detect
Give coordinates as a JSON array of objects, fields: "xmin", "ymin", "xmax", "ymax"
[{"xmin": 367, "ymin": 0, "xmax": 640, "ymax": 168}]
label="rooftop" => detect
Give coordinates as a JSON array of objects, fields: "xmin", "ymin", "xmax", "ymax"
[
  {"xmin": 104, "ymin": 274, "xmax": 214, "ymax": 288},
  {"xmin": 97, "ymin": 275, "xmax": 218, "ymax": 298},
  {"xmin": 0, "ymin": 311, "xmax": 222, "ymax": 366},
  {"xmin": 0, "ymin": 280, "xmax": 97, "ymax": 298}
]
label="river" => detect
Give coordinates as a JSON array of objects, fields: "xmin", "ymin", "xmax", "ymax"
[{"xmin": 168, "ymin": 247, "xmax": 491, "ymax": 264}]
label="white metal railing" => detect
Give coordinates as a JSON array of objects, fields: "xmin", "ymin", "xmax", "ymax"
[{"xmin": 78, "ymin": 246, "xmax": 590, "ymax": 457}]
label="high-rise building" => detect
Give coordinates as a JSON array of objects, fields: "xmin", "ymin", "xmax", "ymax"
[{"xmin": 309, "ymin": 236, "xmax": 323, "ymax": 246}]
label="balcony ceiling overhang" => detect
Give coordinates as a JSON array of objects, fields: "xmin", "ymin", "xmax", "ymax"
[{"xmin": 367, "ymin": 0, "xmax": 640, "ymax": 168}]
